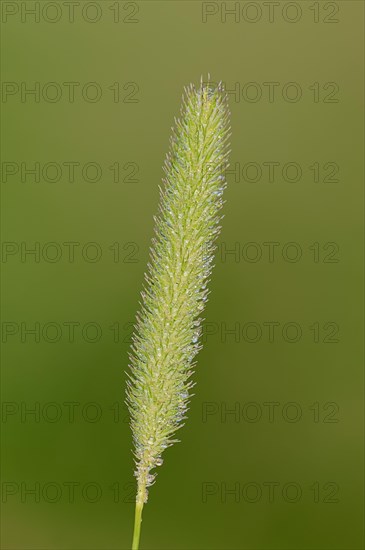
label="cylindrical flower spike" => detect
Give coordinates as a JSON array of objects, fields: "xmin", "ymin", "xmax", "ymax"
[{"xmin": 127, "ymin": 77, "xmax": 231, "ymax": 550}]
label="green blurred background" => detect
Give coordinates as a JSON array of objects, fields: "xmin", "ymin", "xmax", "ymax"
[{"xmin": 1, "ymin": 1, "xmax": 364, "ymax": 549}]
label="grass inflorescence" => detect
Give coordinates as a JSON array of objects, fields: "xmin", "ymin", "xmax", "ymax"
[{"xmin": 126, "ymin": 77, "xmax": 231, "ymax": 550}]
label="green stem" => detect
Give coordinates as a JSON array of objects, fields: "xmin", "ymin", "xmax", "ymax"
[{"xmin": 132, "ymin": 500, "xmax": 144, "ymax": 550}]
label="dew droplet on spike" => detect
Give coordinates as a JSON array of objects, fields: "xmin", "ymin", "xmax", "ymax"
[{"xmin": 146, "ymin": 474, "xmax": 156, "ymax": 486}]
